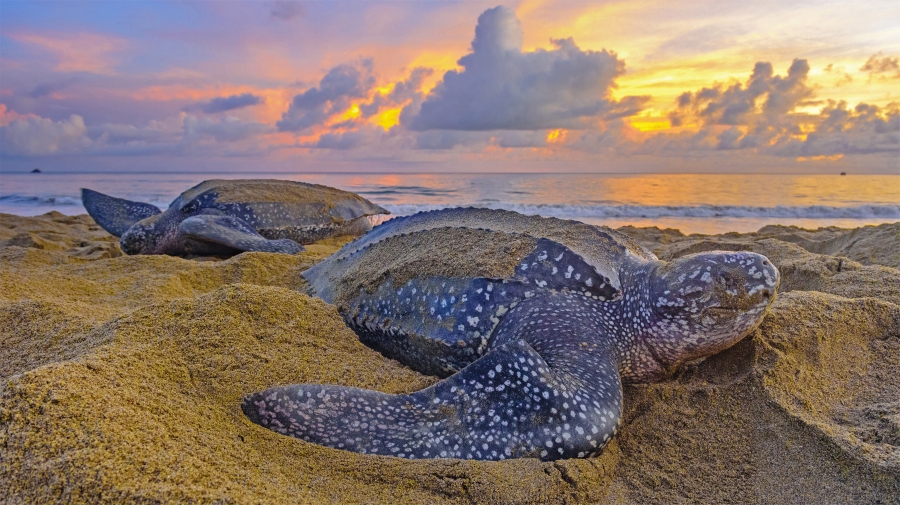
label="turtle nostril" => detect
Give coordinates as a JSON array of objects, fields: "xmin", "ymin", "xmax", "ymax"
[{"xmin": 762, "ymin": 260, "xmax": 770, "ymax": 266}]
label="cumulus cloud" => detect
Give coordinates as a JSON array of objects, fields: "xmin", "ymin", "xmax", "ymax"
[
  {"xmin": 860, "ymin": 53, "xmax": 900, "ymax": 79},
  {"xmin": 664, "ymin": 59, "xmax": 816, "ymax": 150},
  {"xmin": 277, "ymin": 59, "xmax": 376, "ymax": 132},
  {"xmin": 671, "ymin": 59, "xmax": 812, "ymax": 129},
  {"xmin": 360, "ymin": 67, "xmax": 432, "ymax": 120},
  {"xmin": 769, "ymin": 101, "xmax": 900, "ymax": 157},
  {"xmin": 270, "ymin": 1, "xmax": 304, "ymax": 20},
  {"xmin": 198, "ymin": 93, "xmax": 263, "ymax": 114},
  {"xmin": 0, "ymin": 104, "xmax": 39, "ymax": 127},
  {"xmin": 641, "ymin": 59, "xmax": 899, "ymax": 159},
  {"xmin": 405, "ymin": 6, "xmax": 642, "ymax": 131},
  {"xmin": 0, "ymin": 113, "xmax": 91, "ymax": 156}
]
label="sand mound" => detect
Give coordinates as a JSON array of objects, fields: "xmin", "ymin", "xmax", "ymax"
[
  {"xmin": 621, "ymin": 221, "xmax": 900, "ymax": 270},
  {"xmin": 1, "ymin": 285, "xmax": 616, "ymax": 504},
  {"xmin": 0, "ymin": 237, "xmax": 343, "ymax": 322},
  {"xmin": 2, "ymin": 214, "xmax": 899, "ymax": 504},
  {"xmin": 654, "ymin": 237, "xmax": 900, "ymax": 305},
  {"xmin": 0, "ymin": 211, "xmax": 122, "ymax": 259},
  {"xmin": 757, "ymin": 222, "xmax": 900, "ymax": 269},
  {"xmin": 611, "ymin": 292, "xmax": 900, "ymax": 504}
]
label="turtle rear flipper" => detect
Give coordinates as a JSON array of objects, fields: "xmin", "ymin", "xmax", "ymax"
[
  {"xmin": 242, "ymin": 303, "xmax": 622, "ymax": 461},
  {"xmin": 178, "ymin": 213, "xmax": 304, "ymax": 254},
  {"xmin": 81, "ymin": 188, "xmax": 162, "ymax": 237}
]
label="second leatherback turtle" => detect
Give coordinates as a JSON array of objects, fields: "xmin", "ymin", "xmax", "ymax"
[
  {"xmin": 243, "ymin": 208, "xmax": 779, "ymax": 461},
  {"xmin": 82, "ymin": 179, "xmax": 388, "ymax": 256}
]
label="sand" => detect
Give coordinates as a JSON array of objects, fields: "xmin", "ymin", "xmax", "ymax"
[{"xmin": 1, "ymin": 213, "xmax": 898, "ymax": 504}]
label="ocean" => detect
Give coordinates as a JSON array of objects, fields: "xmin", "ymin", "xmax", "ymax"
[{"xmin": 0, "ymin": 172, "xmax": 897, "ymax": 235}]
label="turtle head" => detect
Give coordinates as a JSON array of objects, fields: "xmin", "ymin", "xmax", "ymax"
[
  {"xmin": 647, "ymin": 250, "xmax": 779, "ymax": 366},
  {"xmin": 119, "ymin": 214, "xmax": 163, "ymax": 255}
]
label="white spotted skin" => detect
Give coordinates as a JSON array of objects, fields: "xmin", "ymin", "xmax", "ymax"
[
  {"xmin": 244, "ymin": 320, "xmax": 623, "ymax": 461},
  {"xmin": 642, "ymin": 250, "xmax": 780, "ymax": 374},
  {"xmin": 340, "ymin": 238, "xmax": 619, "ymax": 378},
  {"xmin": 244, "ymin": 253, "xmax": 778, "ymax": 461},
  {"xmin": 246, "ymin": 209, "xmax": 780, "ymax": 461}
]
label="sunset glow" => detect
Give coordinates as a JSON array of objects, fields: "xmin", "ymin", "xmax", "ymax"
[
  {"xmin": 373, "ymin": 108, "xmax": 402, "ymax": 131},
  {"xmin": 0, "ymin": 0, "xmax": 897, "ymax": 173}
]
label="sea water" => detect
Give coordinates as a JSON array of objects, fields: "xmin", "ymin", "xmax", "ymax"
[{"xmin": 0, "ymin": 172, "xmax": 897, "ymax": 235}]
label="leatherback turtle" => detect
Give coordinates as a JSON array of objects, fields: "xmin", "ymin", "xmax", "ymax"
[
  {"xmin": 242, "ymin": 208, "xmax": 779, "ymax": 461},
  {"xmin": 81, "ymin": 179, "xmax": 388, "ymax": 256}
]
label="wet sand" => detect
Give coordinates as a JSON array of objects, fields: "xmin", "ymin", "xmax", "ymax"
[{"xmin": 1, "ymin": 212, "xmax": 898, "ymax": 504}]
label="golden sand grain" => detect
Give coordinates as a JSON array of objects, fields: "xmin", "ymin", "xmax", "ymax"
[{"xmin": 1, "ymin": 213, "xmax": 898, "ymax": 504}]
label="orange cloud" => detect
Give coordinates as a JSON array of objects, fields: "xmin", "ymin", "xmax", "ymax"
[
  {"xmin": 11, "ymin": 32, "xmax": 126, "ymax": 74},
  {"xmin": 797, "ymin": 154, "xmax": 844, "ymax": 162},
  {"xmin": 126, "ymin": 84, "xmax": 291, "ymax": 124},
  {"xmin": 0, "ymin": 104, "xmax": 39, "ymax": 127},
  {"xmin": 338, "ymin": 104, "xmax": 362, "ymax": 122},
  {"xmin": 546, "ymin": 129, "xmax": 567, "ymax": 143},
  {"xmin": 372, "ymin": 107, "xmax": 402, "ymax": 130},
  {"xmin": 629, "ymin": 116, "xmax": 670, "ymax": 132}
]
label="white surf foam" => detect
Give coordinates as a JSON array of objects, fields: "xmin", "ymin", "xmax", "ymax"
[{"xmin": 381, "ymin": 203, "xmax": 900, "ymax": 220}]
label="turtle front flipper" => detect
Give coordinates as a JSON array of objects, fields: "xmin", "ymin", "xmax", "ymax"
[
  {"xmin": 178, "ymin": 212, "xmax": 304, "ymax": 254},
  {"xmin": 242, "ymin": 317, "xmax": 622, "ymax": 461},
  {"xmin": 81, "ymin": 188, "xmax": 162, "ymax": 237}
]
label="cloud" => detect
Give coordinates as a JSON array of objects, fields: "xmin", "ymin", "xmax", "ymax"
[
  {"xmin": 0, "ymin": 108, "xmax": 273, "ymax": 157},
  {"xmin": 84, "ymin": 114, "xmax": 275, "ymax": 156},
  {"xmin": 413, "ymin": 130, "xmax": 491, "ymax": 150},
  {"xmin": 198, "ymin": 93, "xmax": 263, "ymax": 114},
  {"xmin": 183, "ymin": 115, "xmax": 272, "ymax": 143},
  {"xmin": 860, "ymin": 53, "xmax": 900, "ymax": 79},
  {"xmin": 671, "ymin": 59, "xmax": 812, "ymax": 128},
  {"xmin": 10, "ymin": 32, "xmax": 126, "ymax": 74},
  {"xmin": 640, "ymin": 60, "xmax": 898, "ymax": 160},
  {"xmin": 494, "ymin": 130, "xmax": 551, "ymax": 148},
  {"xmin": 277, "ymin": 59, "xmax": 376, "ymax": 132},
  {"xmin": 360, "ymin": 67, "xmax": 432, "ymax": 120},
  {"xmin": 405, "ymin": 6, "xmax": 640, "ymax": 131},
  {"xmin": 0, "ymin": 113, "xmax": 91, "ymax": 156},
  {"xmin": 769, "ymin": 101, "xmax": 900, "ymax": 157},
  {"xmin": 664, "ymin": 59, "xmax": 817, "ymax": 151},
  {"xmin": 412, "ymin": 130, "xmax": 551, "ymax": 150},
  {"xmin": 823, "ymin": 63, "xmax": 853, "ymax": 87},
  {"xmin": 0, "ymin": 104, "xmax": 39, "ymax": 127},
  {"xmin": 89, "ymin": 115, "xmax": 185, "ymax": 145},
  {"xmin": 304, "ymin": 124, "xmax": 388, "ymax": 150},
  {"xmin": 270, "ymin": 1, "xmax": 305, "ymax": 20},
  {"xmin": 28, "ymin": 78, "xmax": 77, "ymax": 99}
]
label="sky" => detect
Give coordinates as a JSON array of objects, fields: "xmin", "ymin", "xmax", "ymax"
[{"xmin": 0, "ymin": 0, "xmax": 898, "ymax": 174}]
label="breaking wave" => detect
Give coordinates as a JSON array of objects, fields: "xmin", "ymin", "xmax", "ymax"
[
  {"xmin": 2, "ymin": 192, "xmax": 896, "ymax": 223},
  {"xmin": 381, "ymin": 203, "xmax": 900, "ymax": 220},
  {"xmin": 0, "ymin": 194, "xmax": 82, "ymax": 207}
]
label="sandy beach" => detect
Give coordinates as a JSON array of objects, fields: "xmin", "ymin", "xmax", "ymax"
[{"xmin": 1, "ymin": 211, "xmax": 898, "ymax": 504}]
